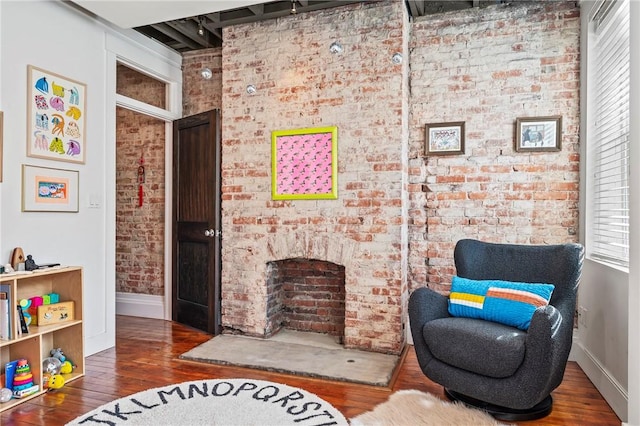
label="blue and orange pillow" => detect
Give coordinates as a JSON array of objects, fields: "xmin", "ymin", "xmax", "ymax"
[{"xmin": 448, "ymin": 276, "xmax": 555, "ymax": 331}]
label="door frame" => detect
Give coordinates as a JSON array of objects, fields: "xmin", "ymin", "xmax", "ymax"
[{"xmin": 107, "ymin": 45, "xmax": 182, "ymax": 322}]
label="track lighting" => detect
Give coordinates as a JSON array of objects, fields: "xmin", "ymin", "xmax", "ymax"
[{"xmin": 197, "ymin": 17, "xmax": 205, "ymax": 36}]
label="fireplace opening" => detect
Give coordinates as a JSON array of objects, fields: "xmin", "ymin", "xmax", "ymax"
[{"xmin": 265, "ymin": 258, "xmax": 345, "ymax": 343}]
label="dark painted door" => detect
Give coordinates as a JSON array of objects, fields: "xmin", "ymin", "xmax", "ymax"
[{"xmin": 172, "ymin": 109, "xmax": 221, "ymax": 334}]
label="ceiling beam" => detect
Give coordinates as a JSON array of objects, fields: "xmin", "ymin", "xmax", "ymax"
[
  {"xmin": 202, "ymin": 0, "xmax": 365, "ymax": 30},
  {"xmin": 149, "ymin": 23, "xmax": 202, "ymax": 50},
  {"xmin": 201, "ymin": 20, "xmax": 223, "ymax": 41},
  {"xmin": 247, "ymin": 4, "xmax": 264, "ymax": 15},
  {"xmin": 165, "ymin": 20, "xmax": 211, "ymax": 48},
  {"xmin": 406, "ymin": 1, "xmax": 424, "ymax": 17}
]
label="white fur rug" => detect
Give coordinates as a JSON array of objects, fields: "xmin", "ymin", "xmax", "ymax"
[
  {"xmin": 66, "ymin": 378, "xmax": 348, "ymax": 425},
  {"xmin": 350, "ymin": 390, "xmax": 506, "ymax": 426}
]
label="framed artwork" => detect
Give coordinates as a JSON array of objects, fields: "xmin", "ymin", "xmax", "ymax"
[
  {"xmin": 271, "ymin": 126, "xmax": 338, "ymax": 200},
  {"xmin": 515, "ymin": 116, "xmax": 562, "ymax": 152},
  {"xmin": 22, "ymin": 165, "xmax": 79, "ymax": 212},
  {"xmin": 27, "ymin": 65, "xmax": 87, "ymax": 164},
  {"xmin": 425, "ymin": 122, "xmax": 465, "ymax": 155}
]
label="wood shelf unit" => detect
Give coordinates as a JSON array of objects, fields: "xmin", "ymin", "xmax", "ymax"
[{"xmin": 0, "ymin": 267, "xmax": 84, "ymax": 412}]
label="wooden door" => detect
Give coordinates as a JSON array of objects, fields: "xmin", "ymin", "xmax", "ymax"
[{"xmin": 172, "ymin": 110, "xmax": 221, "ymax": 334}]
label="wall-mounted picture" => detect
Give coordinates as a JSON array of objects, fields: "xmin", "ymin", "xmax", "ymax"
[
  {"xmin": 515, "ymin": 116, "xmax": 562, "ymax": 152},
  {"xmin": 22, "ymin": 165, "xmax": 79, "ymax": 212},
  {"xmin": 27, "ymin": 65, "xmax": 87, "ymax": 164},
  {"xmin": 271, "ymin": 126, "xmax": 338, "ymax": 200},
  {"xmin": 425, "ymin": 121, "xmax": 465, "ymax": 155}
]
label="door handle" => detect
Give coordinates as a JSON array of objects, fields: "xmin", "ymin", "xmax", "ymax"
[{"xmin": 204, "ymin": 229, "xmax": 221, "ymax": 238}]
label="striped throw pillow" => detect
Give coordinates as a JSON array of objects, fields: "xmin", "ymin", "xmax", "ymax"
[{"xmin": 448, "ymin": 276, "xmax": 555, "ymax": 330}]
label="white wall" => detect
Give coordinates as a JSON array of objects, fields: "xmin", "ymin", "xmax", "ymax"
[
  {"xmin": 627, "ymin": 2, "xmax": 640, "ymax": 424},
  {"xmin": 577, "ymin": 1, "xmax": 633, "ymax": 422},
  {"xmin": 0, "ymin": 1, "xmax": 181, "ymax": 356}
]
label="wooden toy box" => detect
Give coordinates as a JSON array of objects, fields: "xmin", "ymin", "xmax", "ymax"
[{"xmin": 37, "ymin": 301, "xmax": 74, "ymax": 325}]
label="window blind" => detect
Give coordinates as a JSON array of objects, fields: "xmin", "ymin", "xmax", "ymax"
[{"xmin": 589, "ymin": 0, "xmax": 630, "ymax": 267}]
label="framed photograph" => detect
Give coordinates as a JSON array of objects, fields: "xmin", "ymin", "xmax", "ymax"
[
  {"xmin": 271, "ymin": 126, "xmax": 338, "ymax": 200},
  {"xmin": 22, "ymin": 165, "xmax": 79, "ymax": 212},
  {"xmin": 425, "ymin": 122, "xmax": 465, "ymax": 155},
  {"xmin": 515, "ymin": 116, "xmax": 562, "ymax": 152},
  {"xmin": 27, "ymin": 65, "xmax": 87, "ymax": 164}
]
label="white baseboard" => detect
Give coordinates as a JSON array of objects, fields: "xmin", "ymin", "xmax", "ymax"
[
  {"xmin": 116, "ymin": 291, "xmax": 165, "ymax": 320},
  {"xmin": 573, "ymin": 340, "xmax": 628, "ymax": 422}
]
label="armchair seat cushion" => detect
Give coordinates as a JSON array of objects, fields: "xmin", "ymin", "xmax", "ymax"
[{"xmin": 423, "ymin": 317, "xmax": 527, "ymax": 378}]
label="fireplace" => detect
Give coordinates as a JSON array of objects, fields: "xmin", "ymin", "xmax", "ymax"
[
  {"xmin": 265, "ymin": 258, "xmax": 345, "ymax": 341},
  {"xmin": 220, "ymin": 228, "xmax": 406, "ymax": 355}
]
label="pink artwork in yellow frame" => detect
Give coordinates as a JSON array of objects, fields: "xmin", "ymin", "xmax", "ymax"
[{"xmin": 271, "ymin": 126, "xmax": 338, "ymax": 200}]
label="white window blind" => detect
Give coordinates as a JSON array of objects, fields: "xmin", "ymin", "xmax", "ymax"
[{"xmin": 588, "ymin": 0, "xmax": 630, "ymax": 267}]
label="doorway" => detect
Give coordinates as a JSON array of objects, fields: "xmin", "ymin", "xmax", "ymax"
[{"xmin": 114, "ymin": 61, "xmax": 180, "ymax": 322}]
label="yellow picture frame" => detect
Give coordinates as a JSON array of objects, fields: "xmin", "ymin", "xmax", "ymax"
[{"xmin": 271, "ymin": 126, "xmax": 338, "ymax": 200}]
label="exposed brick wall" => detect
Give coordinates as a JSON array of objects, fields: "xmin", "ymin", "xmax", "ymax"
[
  {"xmin": 266, "ymin": 258, "xmax": 345, "ymax": 338},
  {"xmin": 181, "ymin": 48, "xmax": 223, "ymax": 116},
  {"xmin": 219, "ymin": 1, "xmax": 409, "ymax": 353},
  {"xmin": 115, "ymin": 65, "xmax": 167, "ymax": 295},
  {"xmin": 116, "ymin": 63, "xmax": 166, "ymax": 109},
  {"xmin": 179, "ymin": 1, "xmax": 581, "ymax": 353},
  {"xmin": 407, "ymin": 2, "xmax": 581, "ymax": 293}
]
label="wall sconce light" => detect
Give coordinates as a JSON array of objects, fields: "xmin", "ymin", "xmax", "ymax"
[
  {"xmin": 201, "ymin": 68, "xmax": 212, "ymax": 80},
  {"xmin": 391, "ymin": 52, "xmax": 403, "ymax": 64},
  {"xmin": 291, "ymin": 0, "xmax": 297, "ymax": 14},
  {"xmin": 246, "ymin": 84, "xmax": 257, "ymax": 95},
  {"xmin": 329, "ymin": 41, "xmax": 343, "ymax": 54}
]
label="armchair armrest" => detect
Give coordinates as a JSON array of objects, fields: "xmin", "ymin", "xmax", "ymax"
[
  {"xmin": 408, "ymin": 287, "xmax": 450, "ymax": 372},
  {"xmin": 409, "ymin": 287, "xmax": 450, "ymax": 328},
  {"xmin": 521, "ymin": 305, "xmax": 572, "ymax": 391}
]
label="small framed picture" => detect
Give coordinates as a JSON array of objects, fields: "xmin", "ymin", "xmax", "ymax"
[
  {"xmin": 425, "ymin": 122, "xmax": 465, "ymax": 155},
  {"xmin": 22, "ymin": 164, "xmax": 79, "ymax": 212},
  {"xmin": 515, "ymin": 116, "xmax": 562, "ymax": 152}
]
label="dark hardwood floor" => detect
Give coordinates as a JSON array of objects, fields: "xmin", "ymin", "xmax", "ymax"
[{"xmin": 1, "ymin": 316, "xmax": 621, "ymax": 425}]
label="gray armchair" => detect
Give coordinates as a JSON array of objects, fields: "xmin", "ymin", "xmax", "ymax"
[{"xmin": 409, "ymin": 239, "xmax": 584, "ymax": 421}]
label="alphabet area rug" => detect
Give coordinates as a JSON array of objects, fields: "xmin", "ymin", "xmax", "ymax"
[
  {"xmin": 66, "ymin": 378, "xmax": 348, "ymax": 426},
  {"xmin": 351, "ymin": 389, "xmax": 507, "ymax": 426}
]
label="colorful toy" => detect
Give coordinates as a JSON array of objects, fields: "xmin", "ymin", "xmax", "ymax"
[
  {"xmin": 11, "ymin": 359, "xmax": 40, "ymax": 398},
  {"xmin": 60, "ymin": 360, "xmax": 73, "ymax": 374},
  {"xmin": 50, "ymin": 348, "xmax": 66, "ymax": 363},
  {"xmin": 43, "ymin": 357, "xmax": 62, "ymax": 375},
  {"xmin": 48, "ymin": 374, "xmax": 65, "ymax": 390},
  {"xmin": 12, "ymin": 359, "xmax": 34, "ymax": 390},
  {"xmin": 18, "ymin": 299, "xmax": 32, "ymax": 326}
]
